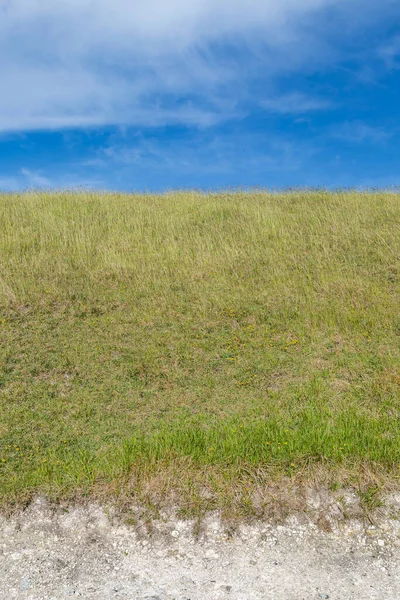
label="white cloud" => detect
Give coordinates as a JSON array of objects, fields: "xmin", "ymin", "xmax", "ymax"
[
  {"xmin": 260, "ymin": 92, "xmax": 332, "ymax": 114},
  {"xmin": 0, "ymin": 175, "xmax": 20, "ymax": 190},
  {"xmin": 0, "ymin": 166, "xmax": 104, "ymax": 191},
  {"xmin": 20, "ymin": 168, "xmax": 52, "ymax": 187},
  {"xmin": 377, "ymin": 35, "xmax": 400, "ymax": 70},
  {"xmin": 0, "ymin": 0, "xmax": 393, "ymax": 132},
  {"xmin": 330, "ymin": 121, "xmax": 392, "ymax": 144},
  {"xmin": 89, "ymin": 127, "xmax": 316, "ymax": 179}
]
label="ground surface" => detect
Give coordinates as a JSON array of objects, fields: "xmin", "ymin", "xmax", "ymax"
[
  {"xmin": 1, "ymin": 497, "xmax": 400, "ymax": 599},
  {"xmin": 1, "ymin": 191, "xmax": 400, "ymax": 509}
]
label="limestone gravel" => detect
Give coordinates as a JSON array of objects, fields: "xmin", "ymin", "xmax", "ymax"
[{"xmin": 1, "ymin": 495, "xmax": 400, "ymax": 599}]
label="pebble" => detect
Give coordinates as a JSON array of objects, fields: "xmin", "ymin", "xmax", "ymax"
[{"xmin": 21, "ymin": 577, "xmax": 30, "ymax": 590}]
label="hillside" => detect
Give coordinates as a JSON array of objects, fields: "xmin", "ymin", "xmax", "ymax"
[{"xmin": 1, "ymin": 190, "xmax": 399, "ymax": 515}]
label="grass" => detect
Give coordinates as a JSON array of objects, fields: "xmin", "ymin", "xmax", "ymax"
[{"xmin": 0, "ymin": 189, "xmax": 400, "ymax": 515}]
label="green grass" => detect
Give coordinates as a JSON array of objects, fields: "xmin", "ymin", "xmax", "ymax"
[{"xmin": 1, "ymin": 190, "xmax": 400, "ymax": 513}]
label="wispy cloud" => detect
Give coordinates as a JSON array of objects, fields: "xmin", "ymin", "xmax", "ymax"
[
  {"xmin": 260, "ymin": 92, "xmax": 332, "ymax": 114},
  {"xmin": 0, "ymin": 175, "xmax": 20, "ymax": 191},
  {"xmin": 0, "ymin": 0, "xmax": 394, "ymax": 133},
  {"xmin": 0, "ymin": 169, "xmax": 52, "ymax": 191},
  {"xmin": 0, "ymin": 167, "xmax": 102, "ymax": 191},
  {"xmin": 377, "ymin": 35, "xmax": 400, "ymax": 71},
  {"xmin": 20, "ymin": 168, "xmax": 52, "ymax": 187},
  {"xmin": 83, "ymin": 127, "xmax": 316, "ymax": 183},
  {"xmin": 330, "ymin": 121, "xmax": 393, "ymax": 144}
]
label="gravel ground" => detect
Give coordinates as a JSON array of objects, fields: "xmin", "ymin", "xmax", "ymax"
[{"xmin": 1, "ymin": 494, "xmax": 400, "ymax": 599}]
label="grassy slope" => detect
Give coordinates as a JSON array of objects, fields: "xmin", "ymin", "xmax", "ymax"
[{"xmin": 0, "ymin": 190, "xmax": 400, "ymax": 512}]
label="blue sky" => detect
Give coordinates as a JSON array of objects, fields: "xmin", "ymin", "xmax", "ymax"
[{"xmin": 0, "ymin": 0, "xmax": 400, "ymax": 191}]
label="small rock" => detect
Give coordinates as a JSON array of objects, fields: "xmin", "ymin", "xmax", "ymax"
[
  {"xmin": 377, "ymin": 539, "xmax": 385, "ymax": 547},
  {"xmin": 21, "ymin": 578, "xmax": 30, "ymax": 591},
  {"xmin": 319, "ymin": 594, "xmax": 329, "ymax": 599}
]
